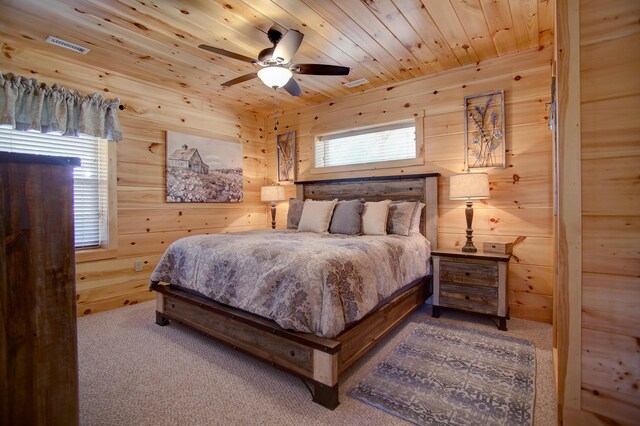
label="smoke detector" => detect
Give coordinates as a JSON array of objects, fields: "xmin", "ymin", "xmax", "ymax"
[
  {"xmin": 45, "ymin": 36, "xmax": 90, "ymax": 54},
  {"xmin": 343, "ymin": 78, "xmax": 369, "ymax": 88}
]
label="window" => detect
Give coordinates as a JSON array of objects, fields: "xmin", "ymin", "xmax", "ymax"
[
  {"xmin": 0, "ymin": 128, "xmax": 113, "ymax": 252},
  {"xmin": 315, "ymin": 121, "xmax": 419, "ymax": 169}
]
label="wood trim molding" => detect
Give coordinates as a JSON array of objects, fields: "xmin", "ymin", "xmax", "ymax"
[
  {"xmin": 0, "ymin": 151, "xmax": 81, "ymax": 166},
  {"xmin": 75, "ymin": 141, "xmax": 118, "ymax": 263},
  {"xmin": 424, "ymin": 174, "xmax": 438, "ymax": 250},
  {"xmin": 107, "ymin": 140, "xmax": 118, "ymax": 253},
  {"xmin": 295, "ymin": 172, "xmax": 440, "ymax": 185},
  {"xmin": 308, "ymin": 117, "xmax": 426, "ymax": 176},
  {"xmin": 309, "ymin": 157, "xmax": 424, "ymax": 176},
  {"xmin": 555, "ymin": 0, "xmax": 582, "ymax": 416}
]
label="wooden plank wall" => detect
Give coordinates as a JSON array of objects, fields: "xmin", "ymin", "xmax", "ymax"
[
  {"xmin": 573, "ymin": 0, "xmax": 639, "ymax": 423},
  {"xmin": 0, "ymin": 37, "xmax": 268, "ymax": 316},
  {"xmin": 266, "ymin": 48, "xmax": 554, "ymax": 323},
  {"xmin": 554, "ymin": 0, "xmax": 583, "ymax": 418}
]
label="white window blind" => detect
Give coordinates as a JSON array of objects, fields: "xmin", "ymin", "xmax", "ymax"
[
  {"xmin": 315, "ymin": 122, "xmax": 416, "ymax": 168},
  {"xmin": 0, "ymin": 127, "xmax": 108, "ymax": 249}
]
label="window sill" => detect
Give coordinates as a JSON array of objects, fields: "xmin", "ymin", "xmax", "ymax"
[
  {"xmin": 75, "ymin": 247, "xmax": 117, "ymax": 263},
  {"xmin": 310, "ymin": 156, "xmax": 424, "ymax": 176}
]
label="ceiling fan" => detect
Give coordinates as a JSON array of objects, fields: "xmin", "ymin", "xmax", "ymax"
[{"xmin": 198, "ymin": 25, "xmax": 350, "ymax": 96}]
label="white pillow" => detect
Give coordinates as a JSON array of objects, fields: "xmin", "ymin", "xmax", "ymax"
[
  {"xmin": 297, "ymin": 199, "xmax": 338, "ymax": 233},
  {"xmin": 362, "ymin": 200, "xmax": 392, "ymax": 235},
  {"xmin": 410, "ymin": 202, "xmax": 426, "ymax": 234}
]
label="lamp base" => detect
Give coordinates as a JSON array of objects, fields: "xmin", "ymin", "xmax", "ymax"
[
  {"xmin": 462, "ymin": 200, "xmax": 477, "ymax": 253},
  {"xmin": 270, "ymin": 202, "xmax": 277, "ymax": 229},
  {"xmin": 461, "ymin": 242, "xmax": 478, "ymax": 253}
]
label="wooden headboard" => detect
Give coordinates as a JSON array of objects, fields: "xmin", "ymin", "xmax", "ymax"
[{"xmin": 295, "ymin": 173, "xmax": 439, "ymax": 249}]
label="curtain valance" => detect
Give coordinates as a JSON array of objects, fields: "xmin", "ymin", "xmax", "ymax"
[{"xmin": 0, "ymin": 72, "xmax": 123, "ymax": 141}]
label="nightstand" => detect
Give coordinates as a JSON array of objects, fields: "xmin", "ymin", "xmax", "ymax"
[{"xmin": 431, "ymin": 248, "xmax": 511, "ymax": 331}]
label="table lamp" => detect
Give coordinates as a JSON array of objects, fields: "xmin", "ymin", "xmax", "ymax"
[
  {"xmin": 261, "ymin": 185, "xmax": 286, "ymax": 229},
  {"xmin": 449, "ymin": 172, "xmax": 490, "ymax": 252}
]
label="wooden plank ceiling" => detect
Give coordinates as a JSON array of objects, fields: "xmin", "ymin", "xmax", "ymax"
[{"xmin": 0, "ymin": 0, "xmax": 554, "ymax": 114}]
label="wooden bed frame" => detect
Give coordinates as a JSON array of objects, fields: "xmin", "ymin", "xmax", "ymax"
[{"xmin": 151, "ymin": 173, "xmax": 439, "ymax": 409}]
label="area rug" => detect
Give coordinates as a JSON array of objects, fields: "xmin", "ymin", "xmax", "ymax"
[{"xmin": 349, "ymin": 319, "xmax": 536, "ymax": 425}]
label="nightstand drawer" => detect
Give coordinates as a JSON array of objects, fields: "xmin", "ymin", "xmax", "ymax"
[
  {"xmin": 440, "ymin": 260, "xmax": 498, "ymax": 287},
  {"xmin": 432, "ymin": 249, "xmax": 510, "ymax": 330},
  {"xmin": 439, "ymin": 283, "xmax": 498, "ymax": 315}
]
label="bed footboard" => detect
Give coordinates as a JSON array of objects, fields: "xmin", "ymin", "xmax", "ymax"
[
  {"xmin": 152, "ymin": 284, "xmax": 341, "ymax": 409},
  {"xmin": 151, "ymin": 275, "xmax": 430, "ymax": 409}
]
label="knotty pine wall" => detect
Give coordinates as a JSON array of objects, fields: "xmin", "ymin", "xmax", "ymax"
[
  {"xmin": 557, "ymin": 0, "xmax": 639, "ymax": 423},
  {"xmin": 1, "ymin": 40, "xmax": 268, "ymax": 316},
  {"xmin": 267, "ymin": 48, "xmax": 554, "ymax": 323}
]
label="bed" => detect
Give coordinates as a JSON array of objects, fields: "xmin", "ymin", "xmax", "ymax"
[{"xmin": 151, "ymin": 173, "xmax": 439, "ymax": 409}]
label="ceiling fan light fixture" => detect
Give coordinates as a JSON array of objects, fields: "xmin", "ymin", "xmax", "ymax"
[
  {"xmin": 258, "ymin": 66, "xmax": 292, "ymax": 89},
  {"xmin": 200, "ymin": 26, "xmax": 349, "ymax": 95}
]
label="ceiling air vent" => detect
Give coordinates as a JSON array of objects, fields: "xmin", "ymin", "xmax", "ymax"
[
  {"xmin": 45, "ymin": 36, "xmax": 90, "ymax": 54},
  {"xmin": 343, "ymin": 78, "xmax": 369, "ymax": 88}
]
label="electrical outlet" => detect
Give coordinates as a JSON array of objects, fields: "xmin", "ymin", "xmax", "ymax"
[{"xmin": 134, "ymin": 260, "xmax": 143, "ymax": 272}]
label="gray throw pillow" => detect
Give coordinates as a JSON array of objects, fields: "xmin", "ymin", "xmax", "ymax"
[
  {"xmin": 286, "ymin": 199, "xmax": 305, "ymax": 229},
  {"xmin": 387, "ymin": 201, "xmax": 419, "ymax": 236},
  {"xmin": 329, "ymin": 199, "xmax": 364, "ymax": 235}
]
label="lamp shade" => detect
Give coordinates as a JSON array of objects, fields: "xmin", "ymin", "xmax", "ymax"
[
  {"xmin": 449, "ymin": 172, "xmax": 490, "ymax": 200},
  {"xmin": 257, "ymin": 67, "xmax": 293, "ymax": 89},
  {"xmin": 261, "ymin": 185, "xmax": 286, "ymax": 202}
]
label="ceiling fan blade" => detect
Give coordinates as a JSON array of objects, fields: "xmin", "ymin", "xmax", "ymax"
[
  {"xmin": 221, "ymin": 73, "xmax": 258, "ymax": 87},
  {"xmin": 292, "ymin": 64, "xmax": 350, "ymax": 76},
  {"xmin": 282, "ymin": 78, "xmax": 302, "ymax": 97},
  {"xmin": 272, "ymin": 30, "xmax": 303, "ymax": 63},
  {"xmin": 198, "ymin": 45, "xmax": 255, "ymax": 63}
]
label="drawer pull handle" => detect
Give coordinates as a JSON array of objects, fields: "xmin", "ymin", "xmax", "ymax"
[{"xmin": 464, "ymin": 272, "xmax": 470, "ymax": 277}]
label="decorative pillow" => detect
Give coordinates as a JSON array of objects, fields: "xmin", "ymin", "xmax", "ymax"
[
  {"xmin": 286, "ymin": 199, "xmax": 305, "ymax": 229},
  {"xmin": 386, "ymin": 201, "xmax": 419, "ymax": 236},
  {"xmin": 362, "ymin": 200, "xmax": 392, "ymax": 235},
  {"xmin": 297, "ymin": 199, "xmax": 338, "ymax": 233},
  {"xmin": 329, "ymin": 199, "xmax": 364, "ymax": 235},
  {"xmin": 409, "ymin": 202, "xmax": 426, "ymax": 234}
]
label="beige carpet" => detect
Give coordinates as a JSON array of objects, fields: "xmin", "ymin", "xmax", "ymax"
[{"xmin": 78, "ymin": 301, "xmax": 556, "ymax": 425}]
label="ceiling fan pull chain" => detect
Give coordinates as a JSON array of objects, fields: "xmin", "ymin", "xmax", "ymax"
[{"xmin": 273, "ymin": 88, "xmax": 279, "ymax": 131}]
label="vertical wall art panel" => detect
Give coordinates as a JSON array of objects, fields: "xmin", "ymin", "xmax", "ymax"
[
  {"xmin": 276, "ymin": 130, "xmax": 296, "ymax": 183},
  {"xmin": 166, "ymin": 131, "xmax": 243, "ymax": 202},
  {"xmin": 464, "ymin": 90, "xmax": 506, "ymax": 169}
]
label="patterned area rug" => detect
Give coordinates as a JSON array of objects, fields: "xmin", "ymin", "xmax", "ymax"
[{"xmin": 349, "ymin": 319, "xmax": 536, "ymax": 425}]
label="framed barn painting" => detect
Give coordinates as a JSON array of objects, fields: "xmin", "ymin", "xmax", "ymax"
[
  {"xmin": 276, "ymin": 130, "xmax": 296, "ymax": 183},
  {"xmin": 166, "ymin": 131, "xmax": 243, "ymax": 202},
  {"xmin": 464, "ymin": 90, "xmax": 506, "ymax": 169}
]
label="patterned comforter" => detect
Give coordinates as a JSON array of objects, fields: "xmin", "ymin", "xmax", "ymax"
[{"xmin": 150, "ymin": 230, "xmax": 431, "ymax": 338}]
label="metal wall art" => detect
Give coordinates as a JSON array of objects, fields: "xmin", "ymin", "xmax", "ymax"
[
  {"xmin": 276, "ymin": 130, "xmax": 296, "ymax": 183},
  {"xmin": 464, "ymin": 89, "xmax": 506, "ymax": 169}
]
